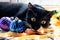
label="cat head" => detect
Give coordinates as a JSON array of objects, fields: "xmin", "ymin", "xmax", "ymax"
[{"xmin": 27, "ymin": 3, "xmax": 55, "ymax": 28}]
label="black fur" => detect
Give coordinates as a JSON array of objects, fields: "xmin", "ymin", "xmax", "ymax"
[
  {"xmin": 0, "ymin": 2, "xmax": 27, "ymax": 19},
  {"xmin": 0, "ymin": 2, "xmax": 54, "ymax": 30}
]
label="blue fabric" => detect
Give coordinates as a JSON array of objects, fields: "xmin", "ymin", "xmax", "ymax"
[{"xmin": 10, "ymin": 20, "xmax": 26, "ymax": 32}]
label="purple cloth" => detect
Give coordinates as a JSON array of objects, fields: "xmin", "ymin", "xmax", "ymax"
[{"xmin": 0, "ymin": 17, "xmax": 11, "ymax": 31}]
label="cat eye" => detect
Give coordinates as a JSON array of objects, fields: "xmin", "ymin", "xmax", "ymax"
[
  {"xmin": 41, "ymin": 20, "xmax": 46, "ymax": 24},
  {"xmin": 31, "ymin": 17, "xmax": 36, "ymax": 22}
]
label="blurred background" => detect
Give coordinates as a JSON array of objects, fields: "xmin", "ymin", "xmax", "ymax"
[{"xmin": 0, "ymin": 0, "xmax": 60, "ymax": 11}]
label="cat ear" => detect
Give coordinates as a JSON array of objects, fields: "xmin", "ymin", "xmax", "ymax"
[
  {"xmin": 28, "ymin": 2, "xmax": 33, "ymax": 8},
  {"xmin": 50, "ymin": 10, "xmax": 55, "ymax": 15},
  {"xmin": 47, "ymin": 10, "xmax": 55, "ymax": 18}
]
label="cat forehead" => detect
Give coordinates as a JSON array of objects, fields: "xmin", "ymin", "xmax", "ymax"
[
  {"xmin": 28, "ymin": 3, "xmax": 54, "ymax": 16},
  {"xmin": 32, "ymin": 5, "xmax": 48, "ymax": 12}
]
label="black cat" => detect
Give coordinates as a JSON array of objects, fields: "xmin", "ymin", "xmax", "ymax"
[
  {"xmin": 24, "ymin": 3, "xmax": 54, "ymax": 30},
  {"xmin": 0, "ymin": 2, "xmax": 54, "ymax": 30}
]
